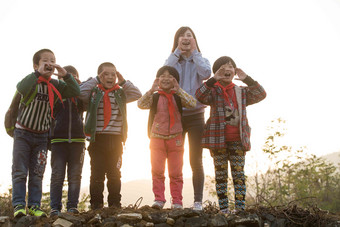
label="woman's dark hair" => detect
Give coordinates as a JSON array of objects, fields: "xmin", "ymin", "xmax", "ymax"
[
  {"xmin": 156, "ymin": 66, "xmax": 180, "ymax": 83},
  {"xmin": 171, "ymin": 26, "xmax": 200, "ymax": 53}
]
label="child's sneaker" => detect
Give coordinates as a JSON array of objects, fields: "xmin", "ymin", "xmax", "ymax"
[
  {"xmin": 220, "ymin": 208, "xmax": 240, "ymax": 215},
  {"xmin": 151, "ymin": 201, "xmax": 165, "ymax": 209},
  {"xmin": 49, "ymin": 209, "xmax": 60, "ymax": 218},
  {"xmin": 14, "ymin": 204, "xmax": 26, "ymax": 218},
  {"xmin": 28, "ymin": 206, "xmax": 47, "ymax": 217},
  {"xmin": 220, "ymin": 208, "xmax": 230, "ymax": 215},
  {"xmin": 192, "ymin": 202, "xmax": 203, "ymax": 211},
  {"xmin": 171, "ymin": 203, "xmax": 183, "ymax": 210},
  {"xmin": 67, "ymin": 208, "xmax": 79, "ymax": 214}
]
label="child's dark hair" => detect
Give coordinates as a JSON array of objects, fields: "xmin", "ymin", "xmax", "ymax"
[
  {"xmin": 156, "ymin": 66, "xmax": 180, "ymax": 83},
  {"xmin": 97, "ymin": 62, "xmax": 115, "ymax": 75},
  {"xmin": 213, "ymin": 56, "xmax": 237, "ymax": 74},
  {"xmin": 172, "ymin": 26, "xmax": 200, "ymax": 53},
  {"xmin": 63, "ymin": 65, "xmax": 78, "ymax": 77},
  {"xmin": 33, "ymin": 49, "xmax": 54, "ymax": 65}
]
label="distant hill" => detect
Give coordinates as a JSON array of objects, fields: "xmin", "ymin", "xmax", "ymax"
[
  {"xmin": 79, "ymin": 151, "xmax": 340, "ymax": 208},
  {"xmin": 321, "ymin": 151, "xmax": 340, "ymax": 167},
  {"xmin": 81, "ymin": 178, "xmax": 218, "ymax": 208}
]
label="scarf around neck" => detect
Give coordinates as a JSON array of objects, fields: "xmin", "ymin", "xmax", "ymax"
[
  {"xmin": 157, "ymin": 90, "xmax": 176, "ymax": 129},
  {"xmin": 97, "ymin": 83, "xmax": 120, "ymax": 130},
  {"xmin": 215, "ymin": 81, "xmax": 237, "ymax": 109},
  {"xmin": 37, "ymin": 76, "xmax": 63, "ymax": 119}
]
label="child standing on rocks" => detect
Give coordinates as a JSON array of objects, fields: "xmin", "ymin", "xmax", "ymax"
[
  {"xmin": 79, "ymin": 62, "xmax": 141, "ymax": 209},
  {"xmin": 195, "ymin": 56, "xmax": 266, "ymax": 213},
  {"xmin": 138, "ymin": 66, "xmax": 196, "ymax": 209},
  {"xmin": 12, "ymin": 49, "xmax": 80, "ymax": 218},
  {"xmin": 49, "ymin": 65, "xmax": 86, "ymax": 217}
]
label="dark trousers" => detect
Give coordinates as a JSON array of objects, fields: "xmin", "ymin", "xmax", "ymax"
[
  {"xmin": 182, "ymin": 112, "xmax": 205, "ymax": 202},
  {"xmin": 50, "ymin": 142, "xmax": 85, "ymax": 211},
  {"xmin": 88, "ymin": 134, "xmax": 123, "ymax": 208}
]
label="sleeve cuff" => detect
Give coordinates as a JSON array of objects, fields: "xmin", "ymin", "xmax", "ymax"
[
  {"xmin": 174, "ymin": 48, "xmax": 181, "ymax": 58},
  {"xmin": 34, "ymin": 70, "xmax": 41, "ymax": 78},
  {"xmin": 119, "ymin": 80, "xmax": 126, "ymax": 86},
  {"xmin": 95, "ymin": 76, "xmax": 101, "ymax": 84},
  {"xmin": 242, "ymin": 76, "xmax": 256, "ymax": 86},
  {"xmin": 206, "ymin": 77, "xmax": 217, "ymax": 87},
  {"xmin": 63, "ymin": 73, "xmax": 71, "ymax": 80}
]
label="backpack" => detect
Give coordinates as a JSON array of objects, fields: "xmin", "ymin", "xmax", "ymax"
[
  {"xmin": 4, "ymin": 91, "xmax": 21, "ymax": 137},
  {"xmin": 4, "ymin": 80, "xmax": 59, "ymax": 137}
]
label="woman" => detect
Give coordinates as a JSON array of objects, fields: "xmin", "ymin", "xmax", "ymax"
[{"xmin": 164, "ymin": 26, "xmax": 211, "ymax": 210}]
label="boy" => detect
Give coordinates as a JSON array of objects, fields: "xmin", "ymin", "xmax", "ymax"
[
  {"xmin": 49, "ymin": 65, "xmax": 85, "ymax": 217},
  {"xmin": 195, "ymin": 56, "xmax": 266, "ymax": 213},
  {"xmin": 12, "ymin": 49, "xmax": 80, "ymax": 218},
  {"xmin": 138, "ymin": 66, "xmax": 196, "ymax": 209},
  {"xmin": 79, "ymin": 62, "xmax": 141, "ymax": 209}
]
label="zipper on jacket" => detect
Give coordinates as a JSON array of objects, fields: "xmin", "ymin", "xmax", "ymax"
[{"xmin": 68, "ymin": 99, "xmax": 72, "ymax": 143}]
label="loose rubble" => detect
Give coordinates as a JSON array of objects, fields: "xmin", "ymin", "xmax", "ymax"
[{"xmin": 2, "ymin": 202, "xmax": 340, "ymax": 227}]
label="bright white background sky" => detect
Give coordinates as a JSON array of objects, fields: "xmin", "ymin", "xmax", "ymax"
[{"xmin": 0, "ymin": 0, "xmax": 340, "ymax": 193}]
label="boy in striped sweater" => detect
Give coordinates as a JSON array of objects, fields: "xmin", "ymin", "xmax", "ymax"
[
  {"xmin": 12, "ymin": 49, "xmax": 80, "ymax": 218},
  {"xmin": 79, "ymin": 62, "xmax": 142, "ymax": 209}
]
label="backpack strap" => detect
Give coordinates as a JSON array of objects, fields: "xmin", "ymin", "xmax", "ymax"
[{"xmin": 147, "ymin": 93, "xmax": 160, "ymax": 138}]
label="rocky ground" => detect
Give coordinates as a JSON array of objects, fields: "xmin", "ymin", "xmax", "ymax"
[{"xmin": 2, "ymin": 203, "xmax": 340, "ymax": 227}]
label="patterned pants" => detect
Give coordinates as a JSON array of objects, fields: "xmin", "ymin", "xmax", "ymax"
[{"xmin": 211, "ymin": 141, "xmax": 246, "ymax": 210}]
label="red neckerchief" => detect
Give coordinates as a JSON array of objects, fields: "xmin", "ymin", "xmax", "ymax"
[
  {"xmin": 71, "ymin": 97, "xmax": 76, "ymax": 105},
  {"xmin": 158, "ymin": 90, "xmax": 176, "ymax": 128},
  {"xmin": 37, "ymin": 76, "xmax": 63, "ymax": 119},
  {"xmin": 215, "ymin": 81, "xmax": 237, "ymax": 109},
  {"xmin": 97, "ymin": 83, "xmax": 120, "ymax": 130}
]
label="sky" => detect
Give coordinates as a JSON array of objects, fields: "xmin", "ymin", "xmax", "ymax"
[{"xmin": 0, "ymin": 0, "xmax": 340, "ymax": 193}]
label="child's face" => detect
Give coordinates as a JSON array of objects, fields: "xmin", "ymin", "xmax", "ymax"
[
  {"xmin": 217, "ymin": 62, "xmax": 236, "ymax": 85},
  {"xmin": 158, "ymin": 70, "xmax": 175, "ymax": 92},
  {"xmin": 33, "ymin": 52, "xmax": 56, "ymax": 78},
  {"xmin": 99, "ymin": 66, "xmax": 117, "ymax": 89},
  {"xmin": 178, "ymin": 29, "xmax": 194, "ymax": 51}
]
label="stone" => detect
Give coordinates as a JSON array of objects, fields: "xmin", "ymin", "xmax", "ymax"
[
  {"xmin": 52, "ymin": 218, "xmax": 73, "ymax": 227},
  {"xmin": 14, "ymin": 216, "xmax": 37, "ymax": 227},
  {"xmin": 0, "ymin": 217, "xmax": 10, "ymax": 227},
  {"xmin": 209, "ymin": 214, "xmax": 228, "ymax": 227},
  {"xmin": 147, "ymin": 212, "xmax": 168, "ymax": 224},
  {"xmin": 168, "ymin": 208, "xmax": 199, "ymax": 219},
  {"xmin": 117, "ymin": 213, "xmax": 143, "ymax": 221},
  {"xmin": 263, "ymin": 213, "xmax": 275, "ymax": 222},
  {"xmin": 136, "ymin": 220, "xmax": 155, "ymax": 227},
  {"xmin": 174, "ymin": 217, "xmax": 186, "ymax": 227},
  {"xmin": 58, "ymin": 213, "xmax": 85, "ymax": 226},
  {"xmin": 154, "ymin": 223, "xmax": 171, "ymax": 227},
  {"xmin": 166, "ymin": 217, "xmax": 175, "ymax": 225},
  {"xmin": 185, "ymin": 216, "xmax": 208, "ymax": 227},
  {"xmin": 231, "ymin": 213, "xmax": 261, "ymax": 227},
  {"xmin": 271, "ymin": 218, "xmax": 286, "ymax": 227},
  {"xmin": 88, "ymin": 214, "xmax": 102, "ymax": 225}
]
